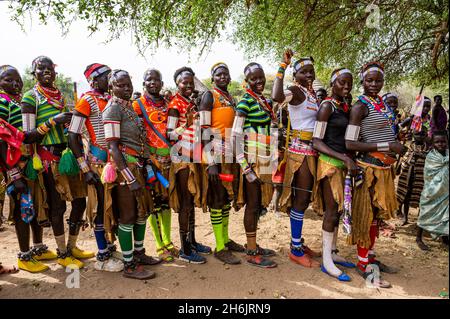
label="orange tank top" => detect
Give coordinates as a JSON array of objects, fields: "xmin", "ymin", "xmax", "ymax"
[{"xmin": 211, "ymin": 88, "xmax": 235, "ymax": 139}]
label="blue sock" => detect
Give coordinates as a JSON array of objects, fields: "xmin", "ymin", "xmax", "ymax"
[
  {"xmin": 290, "ymin": 209, "xmax": 304, "ymax": 257},
  {"xmin": 94, "ymin": 224, "xmax": 108, "ymax": 254}
]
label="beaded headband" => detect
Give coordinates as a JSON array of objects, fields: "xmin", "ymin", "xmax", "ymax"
[
  {"xmin": 176, "ymin": 70, "xmax": 194, "ymax": 84},
  {"xmin": 85, "ymin": 65, "xmax": 111, "ymax": 84},
  {"xmin": 331, "ymin": 69, "xmax": 352, "ymax": 83},
  {"xmin": 360, "ymin": 66, "xmax": 384, "ymax": 80},
  {"xmin": 244, "ymin": 63, "xmax": 263, "ymax": 77},
  {"xmin": 424, "ymin": 97, "xmax": 431, "ymax": 103},
  {"xmin": 109, "ymin": 70, "xmax": 130, "ymax": 84},
  {"xmin": 211, "ymin": 63, "xmax": 229, "ymax": 77},
  {"xmin": 293, "ymin": 59, "xmax": 313, "ymax": 73}
]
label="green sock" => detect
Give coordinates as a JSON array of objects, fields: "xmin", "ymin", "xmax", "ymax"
[
  {"xmin": 210, "ymin": 208, "xmax": 225, "ymax": 252},
  {"xmin": 159, "ymin": 209, "xmax": 172, "ymax": 247},
  {"xmin": 133, "ymin": 219, "xmax": 146, "ymax": 252},
  {"xmin": 222, "ymin": 203, "xmax": 231, "ymax": 244},
  {"xmin": 118, "ymin": 224, "xmax": 134, "ymax": 262},
  {"xmin": 148, "ymin": 212, "xmax": 165, "ymax": 250}
]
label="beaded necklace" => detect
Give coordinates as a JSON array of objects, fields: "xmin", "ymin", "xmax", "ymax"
[
  {"xmin": 35, "ymin": 83, "xmax": 65, "ymax": 110},
  {"xmin": 245, "ymin": 88, "xmax": 275, "ymax": 120},
  {"xmin": 214, "ymin": 87, "xmax": 235, "ymax": 107},
  {"xmin": 324, "ymin": 96, "xmax": 349, "ymax": 113},
  {"xmin": 144, "ymin": 93, "xmax": 167, "ymax": 122},
  {"xmin": 112, "ymin": 96, "xmax": 147, "ymax": 157}
]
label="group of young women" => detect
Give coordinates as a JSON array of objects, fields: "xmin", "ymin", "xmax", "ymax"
[{"xmin": 0, "ymin": 50, "xmax": 410, "ymax": 287}]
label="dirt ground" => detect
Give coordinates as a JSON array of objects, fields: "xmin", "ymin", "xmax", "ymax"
[{"xmin": 0, "ymin": 195, "xmax": 448, "ymax": 299}]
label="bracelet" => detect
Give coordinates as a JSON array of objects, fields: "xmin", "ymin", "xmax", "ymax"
[
  {"xmin": 76, "ymin": 157, "xmax": 91, "ymax": 174},
  {"xmin": 120, "ymin": 167, "xmax": 136, "ymax": 184},
  {"xmin": 45, "ymin": 117, "xmax": 56, "ymax": 128},
  {"xmin": 376, "ymin": 142, "xmax": 390, "ymax": 152},
  {"xmin": 37, "ymin": 124, "xmax": 50, "ymax": 135},
  {"xmin": 7, "ymin": 167, "xmax": 22, "ymax": 182},
  {"xmin": 279, "ymin": 62, "xmax": 288, "ymax": 69}
]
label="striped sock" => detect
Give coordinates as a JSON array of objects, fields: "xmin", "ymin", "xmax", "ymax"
[
  {"xmin": 133, "ymin": 219, "xmax": 147, "ymax": 252},
  {"xmin": 290, "ymin": 208, "xmax": 304, "ymax": 257},
  {"xmin": 159, "ymin": 208, "xmax": 172, "ymax": 247},
  {"xmin": 357, "ymin": 245, "xmax": 369, "ymax": 272},
  {"xmin": 222, "ymin": 203, "xmax": 231, "ymax": 244},
  {"xmin": 210, "ymin": 208, "xmax": 225, "ymax": 252},
  {"xmin": 118, "ymin": 224, "xmax": 134, "ymax": 262},
  {"xmin": 148, "ymin": 213, "xmax": 165, "ymax": 250},
  {"xmin": 94, "ymin": 224, "xmax": 108, "ymax": 254}
]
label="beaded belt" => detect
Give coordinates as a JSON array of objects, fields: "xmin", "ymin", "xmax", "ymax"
[
  {"xmin": 359, "ymin": 154, "xmax": 392, "ymax": 168},
  {"xmin": 288, "ymin": 137, "xmax": 317, "ymax": 156},
  {"xmin": 319, "ymin": 153, "xmax": 345, "ymax": 169}
]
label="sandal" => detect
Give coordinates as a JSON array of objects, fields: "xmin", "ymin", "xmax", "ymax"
[
  {"xmin": 157, "ymin": 247, "xmax": 174, "ymax": 263},
  {"xmin": 0, "ymin": 262, "xmax": 19, "ymax": 275},
  {"xmin": 380, "ymin": 228, "xmax": 397, "ymax": 238},
  {"xmin": 356, "ymin": 265, "xmax": 391, "ymax": 288},
  {"xmin": 165, "ymin": 242, "xmax": 180, "ymax": 258}
]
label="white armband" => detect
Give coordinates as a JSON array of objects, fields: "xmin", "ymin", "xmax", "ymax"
[
  {"xmin": 312, "ymin": 121, "xmax": 327, "ymax": 139},
  {"xmin": 68, "ymin": 115, "xmax": 86, "ymax": 134},
  {"xmin": 120, "ymin": 167, "xmax": 136, "ymax": 184},
  {"xmin": 199, "ymin": 110, "xmax": 211, "ymax": 126},
  {"xmin": 376, "ymin": 142, "xmax": 390, "ymax": 152},
  {"xmin": 231, "ymin": 116, "xmax": 245, "ymax": 136},
  {"xmin": 104, "ymin": 121, "xmax": 121, "ymax": 140},
  {"xmin": 283, "ymin": 90, "xmax": 293, "ymax": 103},
  {"xmin": 22, "ymin": 113, "xmax": 36, "ymax": 132},
  {"xmin": 167, "ymin": 116, "xmax": 178, "ymax": 130},
  {"xmin": 345, "ymin": 125, "xmax": 360, "ymax": 141}
]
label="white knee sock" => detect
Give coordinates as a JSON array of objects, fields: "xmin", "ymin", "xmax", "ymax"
[
  {"xmin": 323, "ymin": 230, "xmax": 342, "ymax": 277},
  {"xmin": 331, "ymin": 226, "xmax": 347, "ymax": 263}
]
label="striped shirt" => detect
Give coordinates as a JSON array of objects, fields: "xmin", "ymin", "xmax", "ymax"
[
  {"xmin": 236, "ymin": 92, "xmax": 272, "ymax": 134},
  {"xmin": 359, "ymin": 95, "xmax": 396, "ymax": 152},
  {"xmin": 74, "ymin": 91, "xmax": 109, "ymax": 149},
  {"xmin": 22, "ymin": 88, "xmax": 68, "ymax": 145},
  {"xmin": 0, "ymin": 93, "xmax": 22, "ymax": 129}
]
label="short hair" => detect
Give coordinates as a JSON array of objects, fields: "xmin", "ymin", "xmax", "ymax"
[
  {"xmin": 31, "ymin": 56, "xmax": 54, "ymax": 74},
  {"xmin": 173, "ymin": 67, "xmax": 195, "ymax": 84},
  {"xmin": 434, "ymin": 95, "xmax": 442, "ymax": 100},
  {"xmin": 0, "ymin": 65, "xmax": 17, "ymax": 79},
  {"xmin": 143, "ymin": 68, "xmax": 162, "ymax": 81},
  {"xmin": 432, "ymin": 130, "xmax": 448, "ymax": 140},
  {"xmin": 108, "ymin": 69, "xmax": 130, "ymax": 85},
  {"xmin": 244, "ymin": 62, "xmax": 264, "ymax": 79},
  {"xmin": 316, "ymin": 88, "xmax": 327, "ymax": 94}
]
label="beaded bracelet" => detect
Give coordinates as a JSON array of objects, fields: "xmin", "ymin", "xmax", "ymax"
[
  {"xmin": 76, "ymin": 157, "xmax": 91, "ymax": 174},
  {"xmin": 7, "ymin": 167, "xmax": 22, "ymax": 182},
  {"xmin": 44, "ymin": 117, "xmax": 56, "ymax": 128},
  {"xmin": 120, "ymin": 167, "xmax": 136, "ymax": 184},
  {"xmin": 37, "ymin": 124, "xmax": 51, "ymax": 135},
  {"xmin": 276, "ymin": 62, "xmax": 287, "ymax": 79}
]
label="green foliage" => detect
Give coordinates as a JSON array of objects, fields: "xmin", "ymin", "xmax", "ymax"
[
  {"xmin": 9, "ymin": 0, "xmax": 449, "ymax": 88},
  {"xmin": 21, "ymin": 67, "xmax": 75, "ymax": 106}
]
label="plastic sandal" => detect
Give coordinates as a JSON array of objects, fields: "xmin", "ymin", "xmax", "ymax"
[{"xmin": 320, "ymin": 264, "xmax": 351, "ymax": 282}]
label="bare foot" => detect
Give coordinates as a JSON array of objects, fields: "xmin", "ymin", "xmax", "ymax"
[{"xmin": 416, "ymin": 239, "xmax": 430, "ymax": 251}]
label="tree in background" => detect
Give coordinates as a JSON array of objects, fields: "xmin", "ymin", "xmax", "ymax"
[
  {"xmin": 21, "ymin": 67, "xmax": 76, "ymax": 107},
  {"xmin": 8, "ymin": 0, "xmax": 448, "ymax": 87}
]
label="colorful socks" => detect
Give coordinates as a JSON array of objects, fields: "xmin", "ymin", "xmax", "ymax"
[
  {"xmin": 148, "ymin": 213, "xmax": 165, "ymax": 250},
  {"xmin": 133, "ymin": 219, "xmax": 146, "ymax": 252},
  {"xmin": 118, "ymin": 224, "xmax": 134, "ymax": 262},
  {"xmin": 159, "ymin": 209, "xmax": 172, "ymax": 247},
  {"xmin": 357, "ymin": 245, "xmax": 369, "ymax": 272},
  {"xmin": 94, "ymin": 224, "xmax": 108, "ymax": 254},
  {"xmin": 210, "ymin": 208, "xmax": 225, "ymax": 252},
  {"xmin": 290, "ymin": 208, "xmax": 304, "ymax": 257},
  {"xmin": 222, "ymin": 203, "xmax": 231, "ymax": 244}
]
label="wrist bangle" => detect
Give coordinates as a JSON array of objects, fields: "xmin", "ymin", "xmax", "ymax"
[
  {"xmin": 37, "ymin": 124, "xmax": 50, "ymax": 135},
  {"xmin": 77, "ymin": 157, "xmax": 90, "ymax": 174},
  {"xmin": 377, "ymin": 142, "xmax": 390, "ymax": 152},
  {"xmin": 7, "ymin": 167, "xmax": 22, "ymax": 182},
  {"xmin": 120, "ymin": 167, "xmax": 135, "ymax": 184},
  {"xmin": 279, "ymin": 62, "xmax": 287, "ymax": 69}
]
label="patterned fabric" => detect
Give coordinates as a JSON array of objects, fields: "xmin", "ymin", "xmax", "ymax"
[
  {"xmin": 133, "ymin": 95, "xmax": 169, "ymax": 152},
  {"xmin": 418, "ymin": 149, "xmax": 449, "ymax": 237},
  {"xmin": 358, "ymin": 95, "xmax": 396, "ymax": 159},
  {"xmin": 22, "ymin": 87, "xmax": 67, "ymax": 145},
  {"xmin": 236, "ymin": 92, "xmax": 272, "ymax": 132},
  {"xmin": 75, "ymin": 91, "xmax": 109, "ymax": 149},
  {"xmin": 396, "ymin": 143, "xmax": 428, "ymax": 208},
  {"xmin": 168, "ymin": 93, "xmax": 199, "ymax": 154},
  {"xmin": 0, "ymin": 93, "xmax": 22, "ymax": 129}
]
